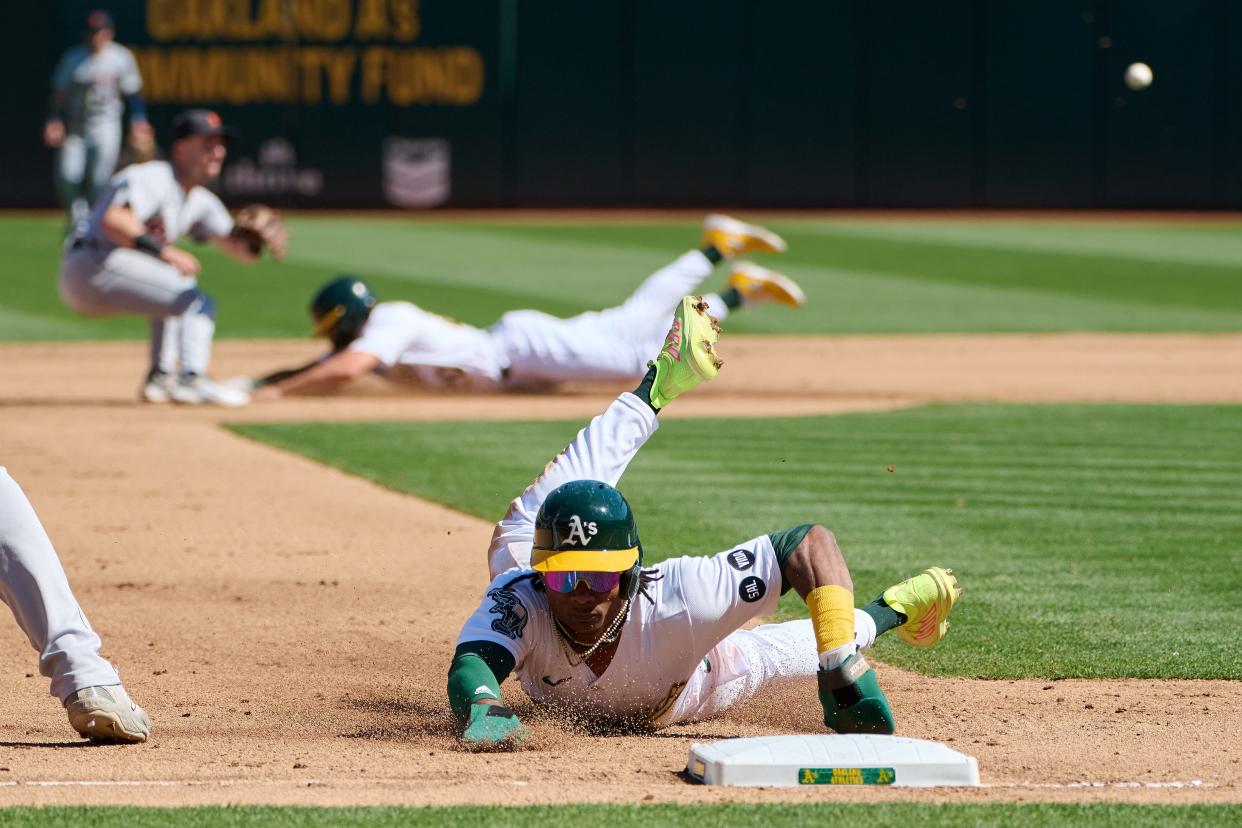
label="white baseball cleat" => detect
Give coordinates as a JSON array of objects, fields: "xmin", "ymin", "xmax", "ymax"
[
  {"xmin": 220, "ymin": 376, "xmax": 257, "ymax": 394},
  {"xmin": 139, "ymin": 371, "xmax": 173, "ymax": 403},
  {"xmin": 170, "ymin": 374, "xmax": 251, "ymax": 407},
  {"xmin": 728, "ymin": 261, "xmax": 807, "ymax": 307},
  {"xmin": 64, "ymin": 684, "xmax": 151, "ymax": 743}
]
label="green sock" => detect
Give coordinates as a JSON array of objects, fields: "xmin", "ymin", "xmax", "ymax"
[
  {"xmin": 701, "ymin": 244, "xmax": 724, "ymax": 265},
  {"xmin": 721, "ymin": 287, "xmax": 743, "ymax": 310},
  {"xmin": 633, "ymin": 365, "xmax": 660, "ymax": 413},
  {"xmin": 863, "ymin": 595, "xmax": 907, "ymax": 636}
]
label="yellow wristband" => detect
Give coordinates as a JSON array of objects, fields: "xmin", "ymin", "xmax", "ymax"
[{"xmin": 806, "ymin": 584, "xmax": 855, "ymax": 654}]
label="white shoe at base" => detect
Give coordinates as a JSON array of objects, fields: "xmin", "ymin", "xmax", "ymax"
[
  {"xmin": 220, "ymin": 375, "xmax": 257, "ymax": 394},
  {"xmin": 64, "ymin": 684, "xmax": 151, "ymax": 743},
  {"xmin": 170, "ymin": 374, "xmax": 251, "ymax": 407},
  {"xmin": 139, "ymin": 372, "xmax": 173, "ymax": 403}
]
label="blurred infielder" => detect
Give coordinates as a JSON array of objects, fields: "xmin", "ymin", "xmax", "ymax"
[
  {"xmin": 447, "ymin": 296, "xmax": 962, "ymax": 748},
  {"xmin": 44, "ymin": 10, "xmax": 154, "ymax": 225},
  {"xmin": 0, "ymin": 466, "xmax": 150, "ymax": 742},
  {"xmin": 59, "ymin": 109, "xmax": 287, "ymax": 406},
  {"xmin": 249, "ymin": 215, "xmax": 804, "ymax": 399}
]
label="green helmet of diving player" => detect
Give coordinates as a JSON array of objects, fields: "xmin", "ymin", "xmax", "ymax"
[
  {"xmin": 310, "ymin": 275, "xmax": 376, "ymax": 350},
  {"xmin": 532, "ymin": 480, "xmax": 644, "ymax": 601}
]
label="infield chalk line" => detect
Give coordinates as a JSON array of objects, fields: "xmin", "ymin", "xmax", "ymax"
[{"xmin": 0, "ymin": 778, "xmax": 1216, "ymax": 789}]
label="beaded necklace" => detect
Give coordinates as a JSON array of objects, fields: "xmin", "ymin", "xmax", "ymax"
[{"xmin": 551, "ymin": 599, "xmax": 630, "ymax": 665}]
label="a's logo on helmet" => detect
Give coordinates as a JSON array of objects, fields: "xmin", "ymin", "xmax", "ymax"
[{"xmin": 563, "ymin": 514, "xmax": 598, "ymax": 547}]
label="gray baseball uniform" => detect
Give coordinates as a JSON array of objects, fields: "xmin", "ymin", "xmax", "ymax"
[
  {"xmin": 59, "ymin": 160, "xmax": 234, "ymax": 379},
  {"xmin": 49, "ymin": 42, "xmax": 144, "ymax": 220},
  {"xmin": 0, "ymin": 467, "xmax": 122, "ymax": 702}
]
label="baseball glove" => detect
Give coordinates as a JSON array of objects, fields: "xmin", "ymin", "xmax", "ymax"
[{"xmin": 231, "ymin": 204, "xmax": 288, "ymax": 260}]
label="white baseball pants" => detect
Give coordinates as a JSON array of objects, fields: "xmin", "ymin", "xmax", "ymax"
[
  {"xmin": 59, "ymin": 246, "xmax": 216, "ymax": 377},
  {"xmin": 0, "ymin": 468, "xmax": 122, "ymax": 702},
  {"xmin": 661, "ymin": 614, "xmax": 879, "ymax": 726},
  {"xmin": 490, "ymin": 250, "xmax": 729, "ymax": 386},
  {"xmin": 55, "ymin": 122, "xmax": 123, "ymax": 222}
]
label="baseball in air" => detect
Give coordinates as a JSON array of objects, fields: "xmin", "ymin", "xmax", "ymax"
[{"xmin": 1124, "ymin": 62, "xmax": 1153, "ymax": 91}]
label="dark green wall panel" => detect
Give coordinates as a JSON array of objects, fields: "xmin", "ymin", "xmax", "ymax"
[
  {"xmin": 861, "ymin": 0, "xmax": 977, "ymax": 206},
  {"xmin": 1102, "ymin": 0, "xmax": 1219, "ymax": 207},
  {"xmin": 4, "ymin": 1, "xmax": 1239, "ymax": 209},
  {"xmin": 510, "ymin": 2, "xmax": 630, "ymax": 204},
  {"xmin": 982, "ymin": 1, "xmax": 1097, "ymax": 206},
  {"xmin": 630, "ymin": 0, "xmax": 745, "ymax": 204},
  {"xmin": 741, "ymin": 0, "xmax": 860, "ymax": 206}
]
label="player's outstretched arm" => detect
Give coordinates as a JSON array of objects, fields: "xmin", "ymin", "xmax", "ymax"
[
  {"xmin": 485, "ymin": 295, "xmax": 723, "ymax": 576},
  {"xmin": 448, "ymin": 641, "xmax": 527, "ymax": 750},
  {"xmin": 252, "ymin": 350, "xmax": 379, "ymax": 400}
]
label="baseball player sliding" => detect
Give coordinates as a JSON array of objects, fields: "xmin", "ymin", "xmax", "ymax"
[
  {"xmin": 44, "ymin": 10, "xmax": 152, "ymax": 225},
  {"xmin": 0, "ymin": 467, "xmax": 150, "ymax": 742},
  {"xmin": 447, "ymin": 296, "xmax": 962, "ymax": 748},
  {"xmin": 246, "ymin": 215, "xmax": 803, "ymax": 399},
  {"xmin": 59, "ymin": 109, "xmax": 287, "ymax": 407}
]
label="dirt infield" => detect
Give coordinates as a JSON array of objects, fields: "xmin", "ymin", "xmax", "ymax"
[{"xmin": 0, "ymin": 334, "xmax": 1239, "ymax": 807}]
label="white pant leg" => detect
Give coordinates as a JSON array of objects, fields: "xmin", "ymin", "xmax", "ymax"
[
  {"xmin": 493, "ymin": 251, "xmax": 721, "ymax": 385},
  {"xmin": 60, "ymin": 248, "xmax": 218, "ymax": 375},
  {"xmin": 598, "ymin": 249, "xmax": 728, "ymax": 357},
  {"xmin": 56, "ymin": 134, "xmax": 87, "ymax": 217},
  {"xmin": 150, "ymin": 316, "xmax": 182, "ymax": 375},
  {"xmin": 0, "ymin": 468, "xmax": 121, "ymax": 701},
  {"xmin": 662, "ymin": 610, "xmax": 877, "ymax": 726},
  {"xmin": 84, "ymin": 121, "xmax": 122, "ymax": 205}
]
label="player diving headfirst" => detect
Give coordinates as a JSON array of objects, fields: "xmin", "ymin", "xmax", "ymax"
[
  {"xmin": 446, "ymin": 296, "xmax": 962, "ymax": 748},
  {"xmin": 245, "ymin": 215, "xmax": 805, "ymax": 400},
  {"xmin": 59, "ymin": 109, "xmax": 286, "ymax": 407}
]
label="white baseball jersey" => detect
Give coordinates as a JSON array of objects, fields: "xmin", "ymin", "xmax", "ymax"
[
  {"xmin": 72, "ymin": 161, "xmax": 234, "ymax": 256},
  {"xmin": 457, "ymin": 392, "xmax": 783, "ymax": 722},
  {"xmin": 460, "ymin": 539, "xmax": 781, "ymax": 722},
  {"xmin": 50, "ymin": 43, "xmax": 143, "ymax": 134},
  {"xmin": 347, "ymin": 302, "xmax": 508, "ymax": 389}
]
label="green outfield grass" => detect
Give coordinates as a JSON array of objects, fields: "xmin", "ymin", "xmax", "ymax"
[
  {"xmin": 231, "ymin": 403, "xmax": 1242, "ymax": 681},
  {"xmin": 0, "ymin": 804, "xmax": 1237, "ymax": 828},
  {"xmin": 2, "ymin": 214, "xmax": 1241, "ymax": 341}
]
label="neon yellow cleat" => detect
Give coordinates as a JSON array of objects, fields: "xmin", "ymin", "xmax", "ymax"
[
  {"xmin": 648, "ymin": 295, "xmax": 722, "ymax": 409},
  {"xmin": 883, "ymin": 566, "xmax": 962, "ymax": 648},
  {"xmin": 702, "ymin": 214, "xmax": 787, "ymax": 257},
  {"xmin": 729, "ymin": 261, "xmax": 807, "ymax": 307}
]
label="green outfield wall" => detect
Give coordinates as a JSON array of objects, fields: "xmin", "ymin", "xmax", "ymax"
[{"xmin": 3, "ymin": 0, "xmax": 1240, "ymax": 209}]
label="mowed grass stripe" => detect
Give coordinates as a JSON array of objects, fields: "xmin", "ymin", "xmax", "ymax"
[
  {"xmin": 231, "ymin": 403, "xmax": 1242, "ymax": 680},
  {"xmin": 4, "ymin": 215, "xmax": 1242, "ymax": 340},
  {"xmin": 0, "ymin": 804, "xmax": 1237, "ymax": 828}
]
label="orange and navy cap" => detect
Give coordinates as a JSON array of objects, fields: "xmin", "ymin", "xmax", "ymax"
[
  {"xmin": 86, "ymin": 11, "xmax": 114, "ymax": 31},
  {"xmin": 170, "ymin": 110, "xmax": 237, "ymax": 143}
]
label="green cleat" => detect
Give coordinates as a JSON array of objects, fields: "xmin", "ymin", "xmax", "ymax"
[
  {"xmin": 818, "ymin": 653, "xmax": 895, "ymax": 735},
  {"xmin": 883, "ymin": 566, "xmax": 962, "ymax": 649},
  {"xmin": 648, "ymin": 295, "xmax": 723, "ymax": 409}
]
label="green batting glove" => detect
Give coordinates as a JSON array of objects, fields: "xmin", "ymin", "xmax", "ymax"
[{"xmin": 462, "ymin": 703, "xmax": 529, "ymax": 750}]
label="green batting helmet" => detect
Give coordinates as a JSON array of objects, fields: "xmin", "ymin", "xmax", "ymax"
[
  {"xmin": 310, "ymin": 275, "xmax": 376, "ymax": 349},
  {"xmin": 533, "ymin": 480, "xmax": 643, "ymax": 599}
]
